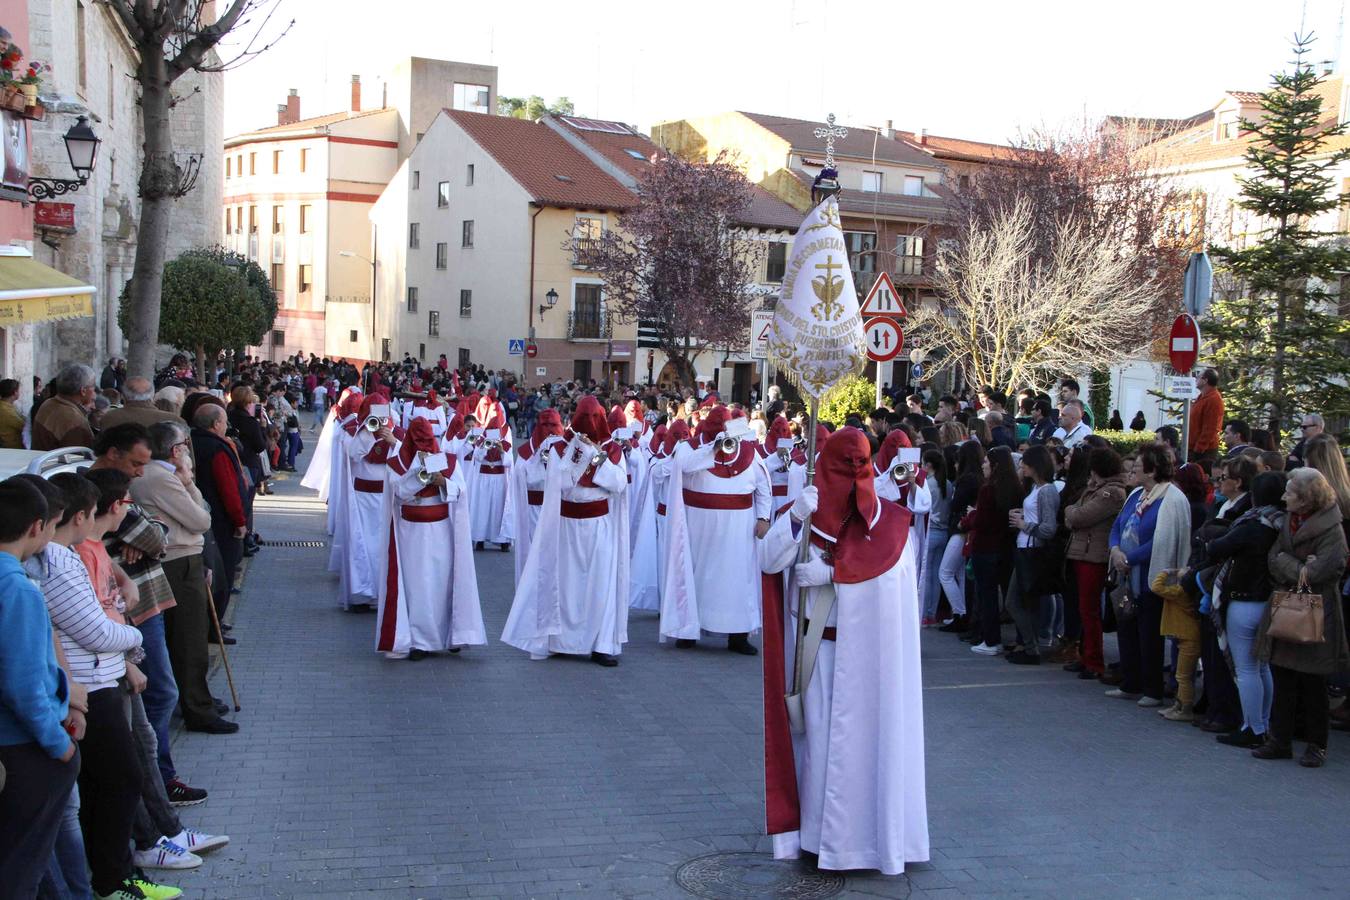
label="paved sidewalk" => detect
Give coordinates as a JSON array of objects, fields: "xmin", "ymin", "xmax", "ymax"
[{"xmin": 161, "ymin": 444, "xmax": 1350, "ymax": 898}]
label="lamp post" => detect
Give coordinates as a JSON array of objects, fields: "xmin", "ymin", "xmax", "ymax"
[
  {"xmin": 338, "ymin": 248, "xmax": 378, "ymax": 384},
  {"xmin": 29, "ymin": 116, "xmax": 102, "ymax": 201}
]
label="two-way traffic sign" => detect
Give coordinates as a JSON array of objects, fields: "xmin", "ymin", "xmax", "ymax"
[
  {"xmin": 860, "ymin": 271, "xmax": 907, "ymax": 318},
  {"xmin": 864, "ymin": 317, "xmax": 903, "ymax": 362}
]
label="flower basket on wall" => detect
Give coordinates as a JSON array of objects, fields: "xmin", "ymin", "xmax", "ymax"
[{"xmin": 0, "ymin": 84, "xmax": 24, "ymax": 113}]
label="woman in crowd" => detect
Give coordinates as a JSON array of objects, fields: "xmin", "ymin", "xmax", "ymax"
[
  {"xmin": 967, "ymin": 417, "xmax": 991, "ymax": 449},
  {"xmin": 920, "ymin": 450, "xmax": 953, "ymax": 626},
  {"xmin": 1107, "ymin": 442, "xmax": 1191, "ymax": 707},
  {"xmin": 226, "ymin": 386, "xmax": 267, "ymax": 552},
  {"xmin": 1005, "ymin": 444, "xmax": 1061, "ymax": 664},
  {"xmin": 964, "ymin": 445, "xmax": 1023, "ymax": 655},
  {"xmin": 938, "ymin": 440, "xmax": 985, "ymax": 635},
  {"xmin": 1201, "ymin": 470, "xmax": 1285, "ymax": 747},
  {"xmin": 1064, "ymin": 446, "xmax": 1129, "ymax": 680},
  {"xmin": 1255, "ymin": 468, "xmax": 1350, "ymax": 768}
]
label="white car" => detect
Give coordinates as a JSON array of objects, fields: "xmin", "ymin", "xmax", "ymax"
[{"xmin": 0, "ymin": 446, "xmax": 97, "ymax": 481}]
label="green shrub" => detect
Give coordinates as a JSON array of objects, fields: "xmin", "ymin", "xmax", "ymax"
[
  {"xmin": 1092, "ymin": 429, "xmax": 1160, "ymax": 457},
  {"xmin": 818, "ymin": 376, "xmax": 877, "ymax": 426}
]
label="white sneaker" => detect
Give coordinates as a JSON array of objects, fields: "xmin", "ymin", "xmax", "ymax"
[
  {"xmin": 171, "ymin": 827, "xmax": 229, "ymax": 854},
  {"xmin": 133, "ymin": 837, "xmax": 202, "ymax": 870},
  {"xmin": 1137, "ymin": 696, "xmax": 1163, "ymax": 708},
  {"xmin": 970, "ymin": 642, "xmax": 1001, "ymax": 656}
]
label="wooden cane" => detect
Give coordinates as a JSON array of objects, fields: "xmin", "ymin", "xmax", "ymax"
[{"xmin": 204, "ymin": 577, "xmax": 241, "ymax": 712}]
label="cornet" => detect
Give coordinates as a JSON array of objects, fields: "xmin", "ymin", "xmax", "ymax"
[
  {"xmin": 363, "ymin": 415, "xmax": 382, "ymax": 432},
  {"xmin": 416, "ymin": 452, "xmax": 437, "ymax": 485},
  {"xmin": 482, "ymin": 438, "xmax": 501, "ymax": 452},
  {"xmin": 718, "ymin": 435, "xmax": 741, "ymax": 455},
  {"xmin": 775, "ymin": 447, "xmax": 791, "ymax": 467},
  {"xmin": 890, "ymin": 462, "xmax": 917, "ymax": 485}
]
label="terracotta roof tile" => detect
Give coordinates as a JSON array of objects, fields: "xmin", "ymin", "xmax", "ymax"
[
  {"xmin": 447, "ymin": 111, "xmax": 636, "ymax": 210},
  {"xmin": 739, "ymin": 111, "xmax": 940, "ymax": 168},
  {"xmin": 894, "ymin": 131, "xmax": 1019, "ymax": 163}
]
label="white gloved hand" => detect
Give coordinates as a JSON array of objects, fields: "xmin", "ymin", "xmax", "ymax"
[
  {"xmin": 789, "ymin": 485, "xmax": 819, "ymax": 523},
  {"xmin": 795, "ymin": 555, "xmax": 834, "ymax": 587},
  {"xmin": 444, "ymin": 483, "xmax": 462, "ymax": 502}
]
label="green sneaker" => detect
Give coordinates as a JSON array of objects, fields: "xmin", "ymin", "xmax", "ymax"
[
  {"xmin": 132, "ymin": 878, "xmax": 182, "ymax": 900},
  {"xmin": 96, "ymin": 880, "xmax": 147, "ymax": 900}
]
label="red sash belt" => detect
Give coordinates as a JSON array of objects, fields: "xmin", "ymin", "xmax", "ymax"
[
  {"xmin": 479, "ymin": 464, "xmax": 506, "ymax": 475},
  {"xmin": 772, "ymin": 484, "xmax": 788, "ymax": 497},
  {"xmin": 527, "ymin": 490, "xmax": 544, "ymax": 506},
  {"xmin": 776, "ymin": 501, "xmax": 794, "ymax": 517},
  {"xmin": 402, "ymin": 503, "xmax": 448, "ymax": 523},
  {"xmin": 354, "ymin": 477, "xmax": 384, "ymax": 493},
  {"xmin": 561, "ymin": 498, "xmax": 608, "ymax": 519},
  {"xmin": 656, "ymin": 503, "xmax": 667, "ymax": 516},
  {"xmin": 683, "ymin": 488, "xmax": 752, "ymax": 510}
]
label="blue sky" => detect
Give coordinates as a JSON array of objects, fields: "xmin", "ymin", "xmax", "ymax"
[{"xmin": 223, "ymin": 0, "xmax": 1342, "ymax": 144}]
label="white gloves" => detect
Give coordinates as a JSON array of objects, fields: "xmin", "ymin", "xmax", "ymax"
[
  {"xmin": 790, "ymin": 485, "xmax": 819, "ymax": 523},
  {"xmin": 796, "ymin": 555, "xmax": 834, "ymax": 587}
]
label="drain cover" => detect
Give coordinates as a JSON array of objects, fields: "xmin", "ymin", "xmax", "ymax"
[
  {"xmin": 673, "ymin": 852, "xmax": 845, "ymax": 899},
  {"xmin": 259, "ymin": 540, "xmax": 326, "ymax": 548}
]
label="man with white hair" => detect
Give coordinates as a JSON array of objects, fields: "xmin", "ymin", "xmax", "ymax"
[
  {"xmin": 153, "ymin": 386, "xmax": 185, "ymax": 418},
  {"xmin": 32, "ymin": 363, "xmax": 97, "ymax": 450},
  {"xmin": 103, "ymin": 377, "xmax": 184, "ymax": 430},
  {"xmin": 1288, "ymin": 413, "xmax": 1326, "ymax": 470},
  {"xmin": 1052, "ymin": 399, "xmax": 1093, "ymax": 449}
]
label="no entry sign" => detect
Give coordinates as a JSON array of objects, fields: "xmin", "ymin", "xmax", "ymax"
[{"xmin": 1169, "ymin": 314, "xmax": 1200, "ymax": 373}]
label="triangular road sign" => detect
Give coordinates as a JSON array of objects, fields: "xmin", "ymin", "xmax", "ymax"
[{"xmin": 860, "ymin": 271, "xmax": 906, "ymax": 318}]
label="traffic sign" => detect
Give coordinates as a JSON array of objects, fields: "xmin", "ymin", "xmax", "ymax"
[
  {"xmin": 911, "ymin": 363, "xmax": 923, "ymax": 380},
  {"xmin": 860, "ymin": 272, "xmax": 907, "ymax": 318},
  {"xmin": 864, "ymin": 317, "xmax": 903, "ymax": 362},
  {"xmin": 525, "ymin": 342, "xmax": 538, "ymax": 359},
  {"xmin": 748, "ymin": 308, "xmax": 774, "ymax": 358},
  {"xmin": 507, "ymin": 338, "xmax": 526, "ymax": 356},
  {"xmin": 1168, "ymin": 314, "xmax": 1200, "ymax": 373},
  {"xmin": 1183, "ymin": 252, "xmax": 1213, "ymax": 317},
  {"xmin": 1165, "ymin": 375, "xmax": 1199, "ymax": 400}
]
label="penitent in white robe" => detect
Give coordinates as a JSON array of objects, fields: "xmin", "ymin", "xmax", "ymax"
[
  {"xmin": 876, "ymin": 469, "xmax": 932, "ymax": 589},
  {"xmin": 502, "ymin": 436, "xmax": 629, "ymax": 658},
  {"xmin": 374, "ymin": 458, "xmax": 485, "ymax": 654},
  {"xmin": 508, "ymin": 437, "xmax": 560, "ymax": 586},
  {"xmin": 300, "ymin": 406, "xmax": 338, "ymax": 501},
  {"xmin": 627, "ymin": 451, "xmax": 664, "ymax": 611},
  {"xmin": 759, "ymin": 510, "xmax": 929, "ymax": 874},
  {"xmin": 340, "ymin": 429, "xmax": 390, "ymax": 607},
  {"xmin": 466, "ymin": 433, "xmax": 515, "ymax": 545},
  {"xmin": 325, "ymin": 417, "xmax": 356, "ymax": 574},
  {"xmin": 660, "ymin": 442, "xmax": 772, "ymax": 639}
]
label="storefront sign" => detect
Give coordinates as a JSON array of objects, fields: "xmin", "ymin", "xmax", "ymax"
[{"xmin": 35, "ymin": 201, "xmax": 75, "ymax": 231}]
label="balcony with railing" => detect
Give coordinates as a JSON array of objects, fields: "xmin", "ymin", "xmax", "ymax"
[
  {"xmin": 572, "ymin": 238, "xmax": 602, "ymax": 270},
  {"xmin": 567, "ymin": 309, "xmax": 611, "ymax": 341}
]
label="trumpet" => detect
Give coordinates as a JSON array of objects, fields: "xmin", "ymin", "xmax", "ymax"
[
  {"xmin": 363, "ymin": 415, "xmax": 383, "ymax": 432},
  {"xmin": 890, "ymin": 462, "xmax": 917, "ymax": 485},
  {"xmin": 482, "ymin": 439, "xmax": 501, "ymax": 452},
  {"xmin": 718, "ymin": 435, "xmax": 741, "ymax": 455},
  {"xmin": 775, "ymin": 447, "xmax": 791, "ymax": 467},
  {"xmin": 415, "ymin": 452, "xmax": 437, "ymax": 485}
]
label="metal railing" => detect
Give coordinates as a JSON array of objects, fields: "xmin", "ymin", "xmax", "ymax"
[{"xmin": 567, "ymin": 310, "xmax": 610, "ymax": 341}]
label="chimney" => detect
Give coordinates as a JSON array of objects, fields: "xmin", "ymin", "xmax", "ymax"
[
  {"xmin": 882, "ymin": 119, "xmax": 894, "ymax": 140},
  {"xmin": 350, "ymin": 75, "xmax": 361, "ymax": 113},
  {"xmin": 920, "ymin": 128, "xmax": 929, "ymax": 146},
  {"xmin": 276, "ymin": 103, "xmax": 287, "ymax": 126},
  {"xmin": 279, "ymin": 88, "xmax": 300, "ymax": 126}
]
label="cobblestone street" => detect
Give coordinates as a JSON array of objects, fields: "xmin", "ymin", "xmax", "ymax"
[{"xmin": 161, "ymin": 446, "xmax": 1350, "ymax": 899}]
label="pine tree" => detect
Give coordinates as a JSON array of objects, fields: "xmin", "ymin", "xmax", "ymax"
[{"xmin": 1207, "ymin": 34, "xmax": 1350, "ymax": 442}]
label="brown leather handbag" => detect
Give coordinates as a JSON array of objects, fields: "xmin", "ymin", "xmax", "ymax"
[{"xmin": 1267, "ymin": 569, "xmax": 1325, "ymax": 644}]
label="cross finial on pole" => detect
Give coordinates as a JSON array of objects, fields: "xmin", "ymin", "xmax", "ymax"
[{"xmin": 814, "ymin": 113, "xmax": 848, "ymax": 170}]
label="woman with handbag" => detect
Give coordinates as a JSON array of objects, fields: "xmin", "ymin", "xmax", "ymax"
[
  {"xmin": 1064, "ymin": 447, "xmax": 1128, "ymax": 679},
  {"xmin": 1106, "ymin": 443, "xmax": 1192, "ymax": 706},
  {"xmin": 1254, "ymin": 468, "xmax": 1350, "ymax": 767}
]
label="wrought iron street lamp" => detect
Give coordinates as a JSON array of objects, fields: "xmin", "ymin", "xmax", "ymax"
[{"xmin": 29, "ymin": 116, "xmax": 102, "ymax": 201}]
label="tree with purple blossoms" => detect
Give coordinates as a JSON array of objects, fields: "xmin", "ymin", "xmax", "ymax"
[{"xmin": 571, "ymin": 152, "xmax": 763, "ymax": 388}]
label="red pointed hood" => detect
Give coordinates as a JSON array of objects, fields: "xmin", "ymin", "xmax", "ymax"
[
  {"xmin": 357, "ymin": 394, "xmax": 386, "ymax": 421},
  {"xmin": 813, "ymin": 427, "xmax": 879, "ymax": 541},
  {"xmin": 696, "ymin": 405, "xmax": 730, "ymax": 445},
  {"xmin": 337, "ymin": 387, "xmax": 363, "ymax": 418},
  {"xmin": 699, "ymin": 393, "xmax": 721, "ymax": 409},
  {"xmin": 571, "ymin": 395, "xmax": 611, "ymax": 444},
  {"xmin": 663, "ymin": 419, "xmax": 690, "ymax": 455},
  {"xmin": 875, "ymin": 428, "xmax": 912, "ymax": 474},
  {"xmin": 398, "ymin": 416, "xmax": 440, "ymax": 469},
  {"xmin": 529, "ymin": 409, "xmax": 564, "ymax": 454},
  {"xmin": 624, "ymin": 400, "xmax": 645, "ymax": 427},
  {"xmin": 764, "ymin": 416, "xmax": 793, "ymax": 453},
  {"xmin": 475, "ymin": 390, "xmax": 506, "ymax": 430},
  {"xmin": 607, "ymin": 406, "xmax": 627, "ymax": 435},
  {"xmin": 648, "ymin": 423, "xmax": 667, "ymax": 455}
]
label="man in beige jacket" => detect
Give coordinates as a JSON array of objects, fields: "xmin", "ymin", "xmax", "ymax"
[{"xmin": 131, "ymin": 421, "xmax": 239, "ymax": 736}]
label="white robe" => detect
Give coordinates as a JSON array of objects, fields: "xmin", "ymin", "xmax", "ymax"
[
  {"xmin": 627, "ymin": 451, "xmax": 664, "ymax": 611},
  {"xmin": 374, "ymin": 457, "xmax": 485, "ymax": 654},
  {"xmin": 340, "ymin": 429, "xmax": 390, "ymax": 607},
  {"xmin": 509, "ymin": 438, "xmax": 559, "ymax": 585},
  {"xmin": 325, "ymin": 417, "xmax": 356, "ymax": 576},
  {"xmin": 659, "ymin": 442, "xmax": 772, "ymax": 639},
  {"xmin": 764, "ymin": 452, "xmax": 807, "ymax": 519},
  {"xmin": 502, "ymin": 436, "xmax": 629, "ymax": 658},
  {"xmin": 466, "ymin": 433, "xmax": 515, "ymax": 544},
  {"xmin": 300, "ymin": 406, "xmax": 338, "ymax": 501},
  {"xmin": 876, "ymin": 468, "xmax": 932, "ymax": 590},
  {"xmin": 760, "ymin": 510, "xmax": 929, "ymax": 874}
]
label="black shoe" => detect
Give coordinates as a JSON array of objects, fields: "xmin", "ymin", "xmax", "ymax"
[
  {"xmin": 166, "ymin": 778, "xmax": 208, "ymax": 807},
  {"xmin": 185, "ymin": 717, "xmax": 240, "ymax": 735},
  {"xmin": 591, "ymin": 651, "xmax": 619, "ymax": 667},
  {"xmin": 207, "ymin": 635, "xmax": 237, "ymax": 646},
  {"xmin": 1007, "ymin": 650, "xmax": 1041, "ymax": 666},
  {"xmin": 1199, "ymin": 719, "xmax": 1236, "ymax": 734},
  {"xmin": 242, "ymin": 546, "xmax": 259, "ymax": 558},
  {"xmin": 498, "ymin": 542, "xmax": 510, "ymax": 552},
  {"xmin": 408, "ymin": 649, "xmax": 428, "ymax": 661},
  {"xmin": 474, "ymin": 541, "xmax": 484, "ymax": 551},
  {"xmin": 212, "ymin": 698, "xmax": 229, "ymax": 715},
  {"xmin": 675, "ymin": 638, "xmax": 697, "ymax": 649},
  {"xmin": 448, "ymin": 647, "xmax": 461, "ymax": 654},
  {"xmin": 1077, "ymin": 668, "xmax": 1100, "ymax": 680},
  {"xmin": 1063, "ymin": 661, "xmax": 1085, "ymax": 673},
  {"xmin": 728, "ymin": 634, "xmax": 759, "ymax": 656},
  {"xmin": 1252, "ymin": 738, "xmax": 1293, "ymax": 760},
  {"xmin": 1300, "ymin": 744, "xmax": 1328, "ymax": 768},
  {"xmin": 937, "ymin": 616, "xmax": 967, "ymax": 633},
  {"xmin": 220, "ymin": 623, "xmax": 232, "ymax": 633},
  {"xmin": 1217, "ymin": 727, "xmax": 1264, "ymax": 748}
]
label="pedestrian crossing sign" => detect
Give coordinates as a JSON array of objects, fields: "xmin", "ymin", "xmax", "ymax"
[{"xmin": 508, "ymin": 339, "xmax": 526, "ymax": 355}]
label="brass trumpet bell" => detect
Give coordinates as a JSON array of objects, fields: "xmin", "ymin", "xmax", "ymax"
[
  {"xmin": 718, "ymin": 436, "xmax": 741, "ymax": 455},
  {"xmin": 363, "ymin": 415, "xmax": 382, "ymax": 432},
  {"xmin": 890, "ymin": 463, "xmax": 915, "ymax": 485}
]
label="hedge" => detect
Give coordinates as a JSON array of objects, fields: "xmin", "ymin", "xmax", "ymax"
[
  {"xmin": 818, "ymin": 376, "xmax": 876, "ymax": 426},
  {"xmin": 1091, "ymin": 429, "xmax": 1163, "ymax": 456}
]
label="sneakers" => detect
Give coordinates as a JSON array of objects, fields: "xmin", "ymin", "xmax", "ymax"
[
  {"xmin": 970, "ymin": 642, "xmax": 1001, "ymax": 656},
  {"xmin": 96, "ymin": 877, "xmax": 183, "ymax": 900},
  {"xmin": 165, "ymin": 779, "xmax": 207, "ymax": 807},
  {"xmin": 1104, "ymin": 688, "xmax": 1141, "ymax": 700},
  {"xmin": 1136, "ymin": 696, "xmax": 1163, "ymax": 708},
  {"xmin": 920, "ymin": 617, "xmax": 938, "ymax": 627},
  {"xmin": 133, "ymin": 837, "xmax": 202, "ymax": 870},
  {"xmin": 1160, "ymin": 702, "xmax": 1195, "ymax": 721},
  {"xmin": 170, "ymin": 827, "xmax": 229, "ymax": 854}
]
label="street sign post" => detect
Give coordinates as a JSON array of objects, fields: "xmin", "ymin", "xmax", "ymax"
[
  {"xmin": 860, "ymin": 271, "xmax": 907, "ymax": 319},
  {"xmin": 864, "ymin": 317, "xmax": 903, "ymax": 407},
  {"xmin": 1169, "ymin": 313, "xmax": 1202, "ymax": 462},
  {"xmin": 1183, "ymin": 251, "xmax": 1213, "ymax": 318},
  {"xmin": 1165, "ymin": 375, "xmax": 1199, "ymax": 400},
  {"xmin": 525, "ymin": 342, "xmax": 538, "ymax": 359},
  {"xmin": 748, "ymin": 308, "xmax": 773, "ymax": 359}
]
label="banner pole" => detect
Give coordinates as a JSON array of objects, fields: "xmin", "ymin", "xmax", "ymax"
[{"xmin": 790, "ymin": 397, "xmax": 820, "ymax": 696}]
